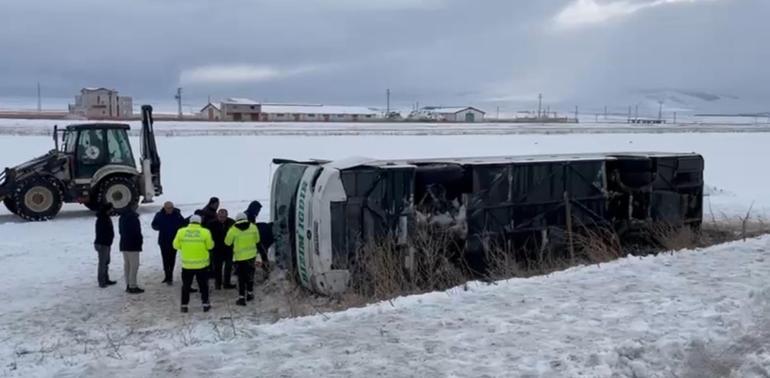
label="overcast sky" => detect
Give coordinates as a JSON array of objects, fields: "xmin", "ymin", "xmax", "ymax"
[{"xmin": 0, "ymin": 0, "xmax": 766, "ymax": 112}]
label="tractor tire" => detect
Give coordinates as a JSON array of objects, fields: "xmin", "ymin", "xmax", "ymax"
[
  {"xmin": 97, "ymin": 176, "xmax": 139, "ymax": 214},
  {"xmin": 4, "ymin": 197, "xmax": 18, "ymax": 214},
  {"xmin": 14, "ymin": 177, "xmax": 64, "ymax": 221}
]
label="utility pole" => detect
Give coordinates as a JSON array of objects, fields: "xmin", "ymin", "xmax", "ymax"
[
  {"xmin": 537, "ymin": 93, "xmax": 543, "ymax": 119},
  {"xmin": 36, "ymin": 82, "xmax": 42, "ymax": 112},
  {"xmin": 673, "ymin": 112, "xmax": 677, "ymax": 124},
  {"xmin": 635, "ymin": 105, "xmax": 639, "ymax": 121},
  {"xmin": 604, "ymin": 105, "xmax": 608, "ymax": 121},
  {"xmin": 658, "ymin": 100, "xmax": 664, "ymax": 121},
  {"xmin": 627, "ymin": 106, "xmax": 632, "ymax": 123},
  {"xmin": 174, "ymin": 87, "xmax": 183, "ymax": 119},
  {"xmin": 496, "ymin": 106, "xmax": 500, "ymax": 120},
  {"xmin": 574, "ymin": 105, "xmax": 579, "ymax": 122},
  {"xmin": 386, "ymin": 89, "xmax": 391, "ymax": 115}
]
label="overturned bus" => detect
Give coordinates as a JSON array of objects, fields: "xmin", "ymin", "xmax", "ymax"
[{"xmin": 270, "ymin": 152, "xmax": 704, "ymax": 296}]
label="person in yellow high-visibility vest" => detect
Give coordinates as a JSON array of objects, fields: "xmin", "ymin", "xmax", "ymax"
[
  {"xmin": 173, "ymin": 214, "xmax": 214, "ymax": 313},
  {"xmin": 225, "ymin": 212, "xmax": 261, "ymax": 306}
]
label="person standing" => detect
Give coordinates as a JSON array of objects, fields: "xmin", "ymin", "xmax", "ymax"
[
  {"xmin": 207, "ymin": 209, "xmax": 236, "ymax": 290},
  {"xmin": 119, "ymin": 203, "xmax": 144, "ymax": 294},
  {"xmin": 244, "ymin": 200, "xmax": 272, "ymax": 272},
  {"xmin": 173, "ymin": 215, "xmax": 214, "ymax": 313},
  {"xmin": 244, "ymin": 200, "xmax": 262, "ymax": 224},
  {"xmin": 196, "ymin": 197, "xmax": 220, "ymax": 226},
  {"xmin": 225, "ymin": 212, "xmax": 261, "ymax": 306},
  {"xmin": 151, "ymin": 201, "xmax": 185, "ymax": 285},
  {"xmin": 94, "ymin": 203, "xmax": 117, "ymax": 288}
]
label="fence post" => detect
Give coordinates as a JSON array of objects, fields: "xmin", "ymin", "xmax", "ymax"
[{"xmin": 564, "ymin": 191, "xmax": 575, "ymax": 262}]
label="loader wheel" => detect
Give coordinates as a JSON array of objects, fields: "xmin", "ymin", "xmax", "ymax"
[
  {"xmin": 97, "ymin": 176, "xmax": 139, "ymax": 214},
  {"xmin": 4, "ymin": 197, "xmax": 18, "ymax": 215},
  {"xmin": 14, "ymin": 177, "xmax": 63, "ymax": 221}
]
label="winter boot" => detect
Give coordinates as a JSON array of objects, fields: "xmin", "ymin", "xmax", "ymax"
[
  {"xmin": 203, "ymin": 304, "xmax": 211, "ymax": 313},
  {"xmin": 236, "ymin": 297, "xmax": 247, "ymax": 306},
  {"xmin": 246, "ymin": 292, "xmax": 254, "ymax": 301},
  {"xmin": 106, "ymin": 280, "xmax": 117, "ymax": 286},
  {"xmin": 180, "ymin": 305, "xmax": 189, "ymax": 313}
]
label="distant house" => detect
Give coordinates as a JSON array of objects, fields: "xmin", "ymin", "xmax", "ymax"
[
  {"xmin": 412, "ymin": 106, "xmax": 486, "ymax": 122},
  {"xmin": 199, "ymin": 99, "xmax": 381, "ymax": 122},
  {"xmin": 259, "ymin": 104, "xmax": 380, "ymax": 122},
  {"xmin": 200, "ymin": 102, "xmax": 222, "ymax": 121},
  {"xmin": 68, "ymin": 88, "xmax": 133, "ymax": 119},
  {"xmin": 220, "ymin": 98, "xmax": 261, "ymax": 121}
]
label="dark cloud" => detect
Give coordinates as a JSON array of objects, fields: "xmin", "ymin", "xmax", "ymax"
[{"xmin": 0, "ymin": 0, "xmax": 765, "ymax": 113}]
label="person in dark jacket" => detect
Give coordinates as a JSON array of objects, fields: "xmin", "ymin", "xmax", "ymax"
[
  {"xmin": 119, "ymin": 203, "xmax": 144, "ymax": 294},
  {"xmin": 94, "ymin": 203, "xmax": 117, "ymax": 288},
  {"xmin": 207, "ymin": 209, "xmax": 236, "ymax": 290},
  {"xmin": 244, "ymin": 201, "xmax": 272, "ymax": 272},
  {"xmin": 151, "ymin": 201, "xmax": 185, "ymax": 285},
  {"xmin": 256, "ymin": 222, "xmax": 274, "ymax": 273},
  {"xmin": 196, "ymin": 197, "xmax": 220, "ymax": 226},
  {"xmin": 244, "ymin": 200, "xmax": 262, "ymax": 224}
]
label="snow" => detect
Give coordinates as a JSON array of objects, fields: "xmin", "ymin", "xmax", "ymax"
[
  {"xmin": 98, "ymin": 238, "xmax": 765, "ymax": 377},
  {"xmin": 1, "ymin": 121, "xmax": 770, "ymax": 376},
  {"xmin": 220, "ymin": 97, "xmax": 260, "ymax": 105},
  {"xmin": 4, "ymin": 119, "xmax": 770, "ymax": 138}
]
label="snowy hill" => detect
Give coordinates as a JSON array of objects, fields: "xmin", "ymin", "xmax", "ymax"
[
  {"xmin": 630, "ymin": 88, "xmax": 764, "ymax": 115},
  {"xmin": 30, "ymin": 238, "xmax": 770, "ymax": 377},
  {"xmin": 578, "ymin": 89, "xmax": 769, "ymax": 119}
]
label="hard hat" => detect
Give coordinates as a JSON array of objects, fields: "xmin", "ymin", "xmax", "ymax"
[
  {"xmin": 235, "ymin": 212, "xmax": 248, "ymax": 222},
  {"xmin": 190, "ymin": 215, "xmax": 202, "ymax": 224}
]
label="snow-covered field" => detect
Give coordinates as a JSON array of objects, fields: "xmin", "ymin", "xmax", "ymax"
[
  {"xmin": 2, "ymin": 118, "xmax": 770, "ymax": 137},
  {"xmin": 1, "ymin": 123, "xmax": 770, "ymax": 377}
]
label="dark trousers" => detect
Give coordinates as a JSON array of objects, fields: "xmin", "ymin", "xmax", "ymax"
[
  {"xmin": 94, "ymin": 244, "xmax": 111, "ymax": 285},
  {"xmin": 259, "ymin": 247, "xmax": 270, "ymax": 273},
  {"xmin": 211, "ymin": 249, "xmax": 233, "ymax": 289},
  {"xmin": 234, "ymin": 258, "xmax": 255, "ymax": 297},
  {"xmin": 160, "ymin": 244, "xmax": 176, "ymax": 282},
  {"xmin": 181, "ymin": 268, "xmax": 209, "ymax": 306}
]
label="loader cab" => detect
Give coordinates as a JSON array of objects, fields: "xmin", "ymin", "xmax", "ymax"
[{"xmin": 62, "ymin": 124, "xmax": 136, "ymax": 179}]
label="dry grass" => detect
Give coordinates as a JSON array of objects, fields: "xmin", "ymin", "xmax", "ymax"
[
  {"xmin": 342, "ymin": 213, "xmax": 770, "ymax": 303},
  {"xmin": 349, "ymin": 224, "xmax": 467, "ymax": 301}
]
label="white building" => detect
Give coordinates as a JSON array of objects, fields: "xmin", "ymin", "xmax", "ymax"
[
  {"xmin": 200, "ymin": 102, "xmax": 222, "ymax": 121},
  {"xmin": 69, "ymin": 88, "xmax": 133, "ymax": 119},
  {"xmin": 259, "ymin": 104, "xmax": 380, "ymax": 122},
  {"xmin": 199, "ymin": 99, "xmax": 381, "ymax": 122},
  {"xmin": 219, "ymin": 98, "xmax": 261, "ymax": 121},
  {"xmin": 412, "ymin": 106, "xmax": 486, "ymax": 122}
]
